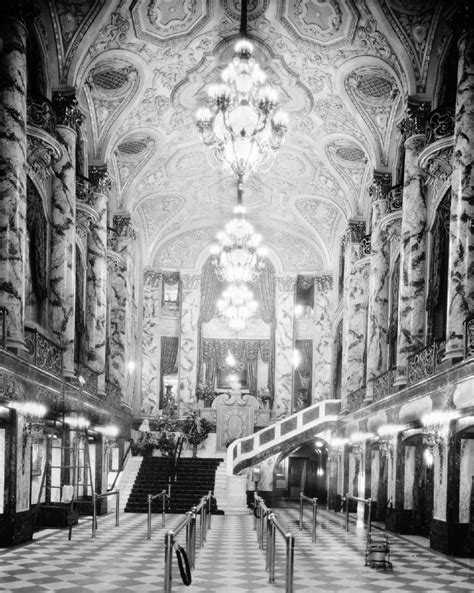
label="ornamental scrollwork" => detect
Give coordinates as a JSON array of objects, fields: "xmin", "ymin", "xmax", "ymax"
[{"xmin": 53, "ymin": 93, "xmax": 85, "ymax": 130}]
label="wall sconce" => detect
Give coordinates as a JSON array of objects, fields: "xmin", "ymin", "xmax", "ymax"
[
  {"xmin": 348, "ymin": 431, "xmax": 374, "ymax": 458},
  {"xmin": 421, "ymin": 410, "xmax": 457, "ymax": 449},
  {"xmin": 64, "ymin": 414, "xmax": 90, "ymax": 430},
  {"xmin": 127, "ymin": 359, "xmax": 136, "ymax": 374},
  {"xmin": 376, "ymin": 424, "xmax": 405, "ymax": 458},
  {"xmin": 94, "ymin": 424, "xmax": 119, "ymax": 450}
]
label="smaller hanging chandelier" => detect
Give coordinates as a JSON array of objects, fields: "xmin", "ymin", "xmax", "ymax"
[
  {"xmin": 217, "ymin": 283, "xmax": 258, "ymax": 333},
  {"xmin": 211, "ymin": 202, "xmax": 267, "ymax": 284},
  {"xmin": 195, "ymin": 37, "xmax": 288, "ymax": 181}
]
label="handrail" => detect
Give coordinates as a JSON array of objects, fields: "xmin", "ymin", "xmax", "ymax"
[
  {"xmin": 344, "ymin": 494, "xmax": 372, "ymax": 533},
  {"xmin": 253, "ymin": 493, "xmax": 270, "ymax": 550},
  {"xmin": 147, "ymin": 490, "xmax": 168, "ymax": 540},
  {"xmin": 92, "ymin": 490, "xmax": 120, "ymax": 539},
  {"xmin": 299, "ymin": 493, "xmax": 318, "ymax": 543},
  {"xmin": 109, "ymin": 441, "xmax": 132, "ymax": 493},
  {"xmin": 164, "ymin": 492, "xmax": 213, "ymax": 593},
  {"xmin": 267, "ymin": 513, "xmax": 295, "ymax": 593}
]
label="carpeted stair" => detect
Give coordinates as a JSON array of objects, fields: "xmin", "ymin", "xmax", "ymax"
[{"xmin": 124, "ymin": 457, "xmax": 225, "ymax": 514}]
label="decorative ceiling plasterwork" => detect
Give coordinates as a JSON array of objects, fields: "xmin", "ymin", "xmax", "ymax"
[
  {"xmin": 278, "ymin": 0, "xmax": 359, "ymax": 49},
  {"xmin": 379, "ymin": 0, "xmax": 443, "ymax": 93},
  {"xmin": 83, "ymin": 59, "xmax": 140, "ymax": 158},
  {"xmin": 52, "ymin": 0, "xmax": 444, "ymax": 273},
  {"xmin": 48, "ymin": 0, "xmax": 105, "ymax": 83},
  {"xmin": 345, "ymin": 66, "xmax": 401, "ymax": 166}
]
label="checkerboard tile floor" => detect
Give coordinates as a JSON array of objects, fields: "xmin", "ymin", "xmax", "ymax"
[{"xmin": 0, "ymin": 508, "xmax": 472, "ymax": 592}]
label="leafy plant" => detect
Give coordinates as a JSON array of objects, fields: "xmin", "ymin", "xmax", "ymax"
[
  {"xmin": 182, "ymin": 410, "xmax": 214, "ymax": 456},
  {"xmin": 195, "ymin": 381, "xmax": 216, "ymax": 406}
]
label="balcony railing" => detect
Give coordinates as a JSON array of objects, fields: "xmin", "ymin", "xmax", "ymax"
[
  {"xmin": 22, "ymin": 326, "xmax": 63, "ymax": 377},
  {"xmin": 465, "ymin": 315, "xmax": 474, "ymax": 359},
  {"xmin": 373, "ymin": 369, "xmax": 395, "ymax": 402},
  {"xmin": 105, "ymin": 381, "xmax": 122, "ymax": 406},
  {"xmin": 76, "ymin": 362, "xmax": 99, "ymax": 395},
  {"xmin": 407, "ymin": 339, "xmax": 446, "ymax": 386},
  {"xmin": 346, "ymin": 387, "xmax": 366, "ymax": 413},
  {"xmin": 0, "ymin": 307, "xmax": 7, "ymax": 350}
]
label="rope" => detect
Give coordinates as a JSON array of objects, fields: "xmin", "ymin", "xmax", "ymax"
[{"xmin": 175, "ymin": 544, "xmax": 192, "ymax": 586}]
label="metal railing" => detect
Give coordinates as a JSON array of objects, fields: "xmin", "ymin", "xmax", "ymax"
[
  {"xmin": 109, "ymin": 442, "xmax": 132, "ymax": 493},
  {"xmin": 267, "ymin": 513, "xmax": 295, "ymax": 593},
  {"xmin": 147, "ymin": 490, "xmax": 168, "ymax": 540},
  {"xmin": 254, "ymin": 493, "xmax": 295, "ymax": 593},
  {"xmin": 407, "ymin": 339, "xmax": 445, "ymax": 385},
  {"xmin": 344, "ymin": 494, "xmax": 372, "ymax": 534},
  {"xmin": 22, "ymin": 326, "xmax": 63, "ymax": 376},
  {"xmin": 163, "ymin": 492, "xmax": 213, "ymax": 592},
  {"xmin": 92, "ymin": 490, "xmax": 120, "ymax": 538},
  {"xmin": 299, "ymin": 493, "xmax": 318, "ymax": 543}
]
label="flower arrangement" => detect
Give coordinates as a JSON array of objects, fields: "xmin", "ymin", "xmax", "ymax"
[
  {"xmin": 195, "ymin": 381, "xmax": 216, "ymax": 406},
  {"xmin": 182, "ymin": 410, "xmax": 214, "ymax": 456}
]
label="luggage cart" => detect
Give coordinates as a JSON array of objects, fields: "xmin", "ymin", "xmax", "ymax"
[{"xmin": 365, "ymin": 532, "xmax": 393, "ymax": 570}]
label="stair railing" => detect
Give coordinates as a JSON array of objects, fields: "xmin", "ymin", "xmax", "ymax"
[
  {"xmin": 167, "ymin": 435, "xmax": 185, "ymax": 497},
  {"xmin": 109, "ymin": 441, "xmax": 132, "ymax": 493},
  {"xmin": 92, "ymin": 490, "xmax": 120, "ymax": 538},
  {"xmin": 147, "ymin": 490, "xmax": 168, "ymax": 540}
]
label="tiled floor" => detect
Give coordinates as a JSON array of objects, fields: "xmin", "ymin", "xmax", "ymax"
[{"xmin": 0, "ymin": 507, "xmax": 472, "ymax": 592}]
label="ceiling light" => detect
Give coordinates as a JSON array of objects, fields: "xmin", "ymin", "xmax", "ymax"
[{"xmin": 196, "ymin": 38, "xmax": 288, "ymax": 182}]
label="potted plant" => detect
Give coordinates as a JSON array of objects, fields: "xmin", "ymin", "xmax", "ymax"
[
  {"xmin": 155, "ymin": 413, "xmax": 178, "ymax": 457},
  {"xmin": 195, "ymin": 381, "xmax": 216, "ymax": 407},
  {"xmin": 136, "ymin": 431, "xmax": 160, "ymax": 457},
  {"xmin": 182, "ymin": 410, "xmax": 214, "ymax": 457}
]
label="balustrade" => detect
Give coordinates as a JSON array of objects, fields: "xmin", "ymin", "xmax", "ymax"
[
  {"xmin": 372, "ymin": 369, "xmax": 395, "ymax": 402},
  {"xmin": 407, "ymin": 339, "xmax": 446, "ymax": 385},
  {"xmin": 76, "ymin": 362, "xmax": 99, "ymax": 394},
  {"xmin": 21, "ymin": 326, "xmax": 63, "ymax": 376}
]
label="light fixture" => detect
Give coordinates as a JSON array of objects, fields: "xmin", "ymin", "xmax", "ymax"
[
  {"xmin": 196, "ymin": 34, "xmax": 288, "ymax": 182},
  {"xmin": 9, "ymin": 401, "xmax": 47, "ymax": 474},
  {"xmin": 421, "ymin": 410, "xmax": 458, "ymax": 448},
  {"xmin": 211, "ymin": 193, "xmax": 267, "ymax": 284},
  {"xmin": 64, "ymin": 415, "xmax": 90, "ymax": 430},
  {"xmin": 217, "ymin": 283, "xmax": 258, "ymax": 333},
  {"xmin": 226, "ymin": 350, "xmax": 236, "ymax": 367}
]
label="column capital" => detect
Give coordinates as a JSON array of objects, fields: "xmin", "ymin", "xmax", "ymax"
[
  {"xmin": 342, "ymin": 220, "xmax": 365, "ymax": 247},
  {"xmin": 113, "ymin": 213, "xmax": 137, "ymax": 241},
  {"xmin": 276, "ymin": 275, "xmax": 296, "ymax": 292},
  {"xmin": 314, "ymin": 274, "xmax": 333, "ymax": 292},
  {"xmin": 181, "ymin": 273, "xmax": 201, "ymax": 290},
  {"xmin": 398, "ymin": 101, "xmax": 430, "ymax": 141},
  {"xmin": 144, "ymin": 269, "xmax": 162, "ymax": 288},
  {"xmin": 89, "ymin": 165, "xmax": 112, "ymax": 193},
  {"xmin": 53, "ymin": 91, "xmax": 85, "ymax": 130},
  {"xmin": 369, "ymin": 172, "xmax": 391, "ymax": 202}
]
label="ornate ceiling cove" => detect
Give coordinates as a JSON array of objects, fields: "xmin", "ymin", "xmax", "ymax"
[
  {"xmin": 278, "ymin": 0, "xmax": 360, "ymax": 49},
  {"xmin": 326, "ymin": 140, "xmax": 368, "ymax": 208},
  {"xmin": 294, "ymin": 198, "xmax": 344, "ymax": 248},
  {"xmin": 112, "ymin": 134, "xmax": 155, "ymax": 198},
  {"xmin": 84, "ymin": 60, "xmax": 140, "ymax": 158},
  {"xmin": 133, "ymin": 194, "xmax": 187, "ymax": 246},
  {"xmin": 130, "ymin": 0, "xmax": 212, "ymax": 44},
  {"xmin": 379, "ymin": 0, "xmax": 443, "ymax": 93},
  {"xmin": 265, "ymin": 231, "xmax": 323, "ymax": 272},
  {"xmin": 47, "ymin": 0, "xmax": 105, "ymax": 83},
  {"xmin": 153, "ymin": 227, "xmax": 216, "ymax": 269},
  {"xmin": 345, "ymin": 66, "xmax": 401, "ymax": 166}
]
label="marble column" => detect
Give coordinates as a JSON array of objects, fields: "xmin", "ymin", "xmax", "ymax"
[
  {"xmin": 0, "ymin": 13, "xmax": 27, "ymax": 350},
  {"xmin": 366, "ymin": 195, "xmax": 390, "ymax": 401},
  {"xmin": 395, "ymin": 133, "xmax": 427, "ymax": 384},
  {"xmin": 274, "ymin": 275, "xmax": 296, "ymax": 418},
  {"xmin": 86, "ymin": 167, "xmax": 110, "ymax": 378},
  {"xmin": 50, "ymin": 94, "xmax": 83, "ymax": 378},
  {"xmin": 445, "ymin": 29, "xmax": 474, "ymax": 360},
  {"xmin": 312, "ymin": 274, "xmax": 333, "ymax": 402},
  {"xmin": 140, "ymin": 270, "xmax": 162, "ymax": 417},
  {"xmin": 341, "ymin": 221, "xmax": 367, "ymax": 411},
  {"xmin": 178, "ymin": 273, "xmax": 201, "ymax": 414}
]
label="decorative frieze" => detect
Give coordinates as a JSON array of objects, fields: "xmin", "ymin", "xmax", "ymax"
[
  {"xmin": 181, "ymin": 273, "xmax": 200, "ymax": 291},
  {"xmin": 144, "ymin": 269, "xmax": 162, "ymax": 287},
  {"xmin": 276, "ymin": 275, "xmax": 297, "ymax": 293},
  {"xmin": 314, "ymin": 274, "xmax": 333, "ymax": 292}
]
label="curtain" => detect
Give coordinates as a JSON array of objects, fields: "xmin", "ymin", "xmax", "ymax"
[
  {"xmin": 26, "ymin": 180, "xmax": 48, "ymax": 300},
  {"xmin": 160, "ymin": 336, "xmax": 179, "ymax": 405},
  {"xmin": 199, "ymin": 257, "xmax": 222, "ymax": 323},
  {"xmin": 254, "ymin": 260, "xmax": 275, "ymax": 324}
]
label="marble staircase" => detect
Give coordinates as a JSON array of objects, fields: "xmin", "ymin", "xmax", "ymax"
[{"xmin": 115, "ymin": 455, "xmax": 143, "ymax": 512}]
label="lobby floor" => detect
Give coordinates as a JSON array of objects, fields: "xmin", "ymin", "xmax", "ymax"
[{"xmin": 0, "ymin": 507, "xmax": 472, "ymax": 592}]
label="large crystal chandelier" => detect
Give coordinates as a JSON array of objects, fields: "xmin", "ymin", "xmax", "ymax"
[
  {"xmin": 217, "ymin": 283, "xmax": 258, "ymax": 333},
  {"xmin": 195, "ymin": 1, "xmax": 288, "ymax": 182},
  {"xmin": 210, "ymin": 185, "xmax": 267, "ymax": 284}
]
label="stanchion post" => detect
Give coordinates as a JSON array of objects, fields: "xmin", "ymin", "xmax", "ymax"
[
  {"xmin": 286, "ymin": 533, "xmax": 295, "ymax": 593},
  {"xmin": 345, "ymin": 494, "xmax": 349, "ymax": 532},
  {"xmin": 266, "ymin": 514, "xmax": 272, "ymax": 571},
  {"xmin": 200, "ymin": 497, "xmax": 206, "ymax": 547},
  {"xmin": 312, "ymin": 498, "xmax": 317, "ymax": 543},
  {"xmin": 299, "ymin": 493, "xmax": 303, "ymax": 530},
  {"xmin": 207, "ymin": 491, "xmax": 212, "ymax": 530},
  {"xmin": 190, "ymin": 507, "xmax": 197, "ymax": 569},
  {"xmin": 147, "ymin": 494, "xmax": 152, "ymax": 540},
  {"xmin": 367, "ymin": 498, "xmax": 372, "ymax": 534},
  {"xmin": 116, "ymin": 491, "xmax": 120, "ymax": 526},
  {"xmin": 268, "ymin": 514, "xmax": 276, "ymax": 584},
  {"xmin": 164, "ymin": 531, "xmax": 173, "ymax": 593},
  {"xmin": 162, "ymin": 493, "xmax": 166, "ymax": 529},
  {"xmin": 92, "ymin": 493, "xmax": 97, "ymax": 538},
  {"xmin": 253, "ymin": 493, "xmax": 258, "ymax": 531}
]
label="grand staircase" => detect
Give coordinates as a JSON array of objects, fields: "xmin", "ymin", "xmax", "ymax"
[{"xmin": 124, "ymin": 457, "xmax": 224, "ymax": 514}]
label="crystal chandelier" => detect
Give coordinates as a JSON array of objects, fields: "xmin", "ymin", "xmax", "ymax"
[
  {"xmin": 217, "ymin": 283, "xmax": 258, "ymax": 333},
  {"xmin": 195, "ymin": 0, "xmax": 288, "ymax": 182},
  {"xmin": 210, "ymin": 200, "xmax": 267, "ymax": 284}
]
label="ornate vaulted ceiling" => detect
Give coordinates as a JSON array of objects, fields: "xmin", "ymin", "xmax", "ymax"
[{"xmin": 39, "ymin": 0, "xmax": 452, "ymax": 275}]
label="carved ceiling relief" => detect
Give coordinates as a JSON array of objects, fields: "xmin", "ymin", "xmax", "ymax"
[
  {"xmin": 295, "ymin": 198, "xmax": 344, "ymax": 247},
  {"xmin": 345, "ymin": 67, "xmax": 400, "ymax": 166},
  {"xmin": 84, "ymin": 62, "xmax": 139, "ymax": 157},
  {"xmin": 326, "ymin": 141, "xmax": 368, "ymax": 206},
  {"xmin": 379, "ymin": 0, "xmax": 443, "ymax": 92},
  {"xmin": 113, "ymin": 135, "xmax": 155, "ymax": 197},
  {"xmin": 134, "ymin": 195, "xmax": 187, "ymax": 245},
  {"xmin": 48, "ymin": 0, "xmax": 105, "ymax": 81}
]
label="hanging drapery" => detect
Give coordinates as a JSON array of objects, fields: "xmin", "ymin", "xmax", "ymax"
[
  {"xmin": 254, "ymin": 260, "xmax": 275, "ymax": 324},
  {"xmin": 27, "ymin": 180, "xmax": 48, "ymax": 301},
  {"xmin": 160, "ymin": 336, "xmax": 179, "ymax": 406},
  {"xmin": 199, "ymin": 257, "xmax": 222, "ymax": 323}
]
